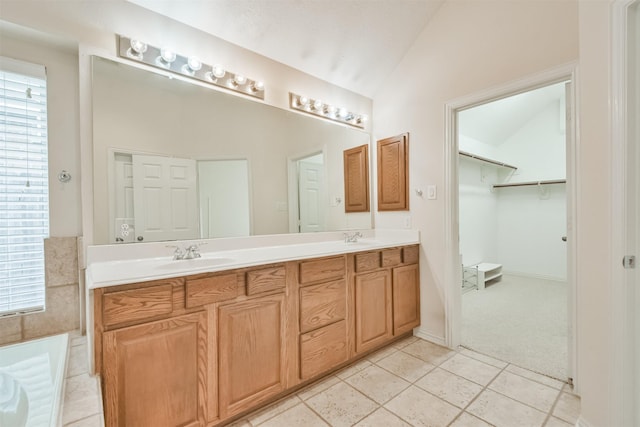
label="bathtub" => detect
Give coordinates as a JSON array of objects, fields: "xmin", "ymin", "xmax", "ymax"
[{"xmin": 0, "ymin": 333, "xmax": 69, "ymax": 427}]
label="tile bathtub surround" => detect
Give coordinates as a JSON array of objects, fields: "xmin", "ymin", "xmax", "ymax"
[
  {"xmin": 230, "ymin": 337, "xmax": 581, "ymax": 427},
  {"xmin": 0, "ymin": 236, "xmax": 81, "ymax": 345}
]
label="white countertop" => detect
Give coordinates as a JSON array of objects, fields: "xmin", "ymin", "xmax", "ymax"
[{"xmin": 86, "ymin": 229, "xmax": 420, "ymax": 289}]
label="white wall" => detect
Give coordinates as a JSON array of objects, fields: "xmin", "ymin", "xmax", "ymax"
[
  {"xmin": 0, "ymin": 31, "xmax": 81, "ymax": 237},
  {"xmin": 458, "ymin": 157, "xmax": 499, "ymax": 267},
  {"xmin": 373, "ymin": 0, "xmax": 578, "ymax": 343}
]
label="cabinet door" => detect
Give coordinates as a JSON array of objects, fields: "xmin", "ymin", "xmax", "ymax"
[
  {"xmin": 393, "ymin": 264, "xmax": 421, "ymax": 335},
  {"xmin": 218, "ymin": 294, "xmax": 287, "ymax": 418},
  {"xmin": 377, "ymin": 133, "xmax": 409, "ymax": 211},
  {"xmin": 354, "ymin": 270, "xmax": 393, "ymax": 353},
  {"xmin": 343, "ymin": 144, "xmax": 370, "ymax": 212},
  {"xmin": 102, "ymin": 312, "xmax": 208, "ymax": 427}
]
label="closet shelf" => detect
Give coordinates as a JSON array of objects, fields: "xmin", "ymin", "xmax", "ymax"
[
  {"xmin": 492, "ymin": 179, "xmax": 566, "ymax": 189},
  {"xmin": 459, "ymin": 151, "xmax": 518, "ymax": 170}
]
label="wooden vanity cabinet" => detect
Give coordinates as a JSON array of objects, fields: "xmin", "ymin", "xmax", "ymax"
[
  {"xmin": 94, "ymin": 247, "xmax": 418, "ymax": 426},
  {"xmin": 102, "ymin": 312, "xmax": 209, "ymax": 427}
]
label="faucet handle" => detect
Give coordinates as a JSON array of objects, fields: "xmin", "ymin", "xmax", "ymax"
[{"xmin": 166, "ymin": 245, "xmax": 185, "ymax": 260}]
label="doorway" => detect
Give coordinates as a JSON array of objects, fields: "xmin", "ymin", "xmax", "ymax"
[
  {"xmin": 457, "ymin": 82, "xmax": 569, "ymax": 380},
  {"xmin": 288, "ymin": 152, "xmax": 326, "ymax": 233},
  {"xmin": 444, "ymin": 66, "xmax": 577, "ymax": 386}
]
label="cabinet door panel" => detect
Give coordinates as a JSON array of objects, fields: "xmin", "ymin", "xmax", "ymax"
[
  {"xmin": 299, "ymin": 279, "xmax": 346, "ymax": 333},
  {"xmin": 103, "ymin": 312, "xmax": 208, "ymax": 427},
  {"xmin": 218, "ymin": 294, "xmax": 286, "ymax": 418},
  {"xmin": 354, "ymin": 270, "xmax": 393, "ymax": 353},
  {"xmin": 393, "ymin": 264, "xmax": 420, "ymax": 335},
  {"xmin": 300, "ymin": 320, "xmax": 347, "ymax": 380}
]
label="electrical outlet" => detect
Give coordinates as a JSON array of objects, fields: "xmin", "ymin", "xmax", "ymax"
[
  {"xmin": 403, "ymin": 216, "xmax": 411, "ymax": 229},
  {"xmin": 427, "ymin": 185, "xmax": 437, "ymax": 200}
]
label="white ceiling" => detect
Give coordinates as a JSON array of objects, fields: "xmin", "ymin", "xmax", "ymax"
[
  {"xmin": 127, "ymin": 0, "xmax": 444, "ymax": 98},
  {"xmin": 458, "ymin": 82, "xmax": 567, "ymax": 146}
]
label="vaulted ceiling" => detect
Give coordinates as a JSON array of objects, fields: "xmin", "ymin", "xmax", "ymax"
[{"xmin": 127, "ymin": 0, "xmax": 445, "ymax": 98}]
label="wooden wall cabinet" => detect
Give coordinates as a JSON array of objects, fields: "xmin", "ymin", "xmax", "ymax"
[
  {"xmin": 343, "ymin": 144, "xmax": 370, "ymax": 212},
  {"xmin": 377, "ymin": 133, "xmax": 409, "ymax": 211}
]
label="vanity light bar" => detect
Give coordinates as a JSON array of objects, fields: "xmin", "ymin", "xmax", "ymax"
[
  {"xmin": 289, "ymin": 92, "xmax": 367, "ymax": 129},
  {"xmin": 118, "ymin": 36, "xmax": 265, "ymax": 100}
]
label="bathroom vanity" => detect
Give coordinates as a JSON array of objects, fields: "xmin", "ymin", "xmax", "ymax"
[{"xmin": 87, "ymin": 232, "xmax": 420, "ymax": 426}]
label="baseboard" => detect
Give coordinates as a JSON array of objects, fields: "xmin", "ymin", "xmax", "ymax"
[
  {"xmin": 575, "ymin": 416, "xmax": 593, "ymax": 427},
  {"xmin": 502, "ymin": 270, "xmax": 567, "ymax": 283},
  {"xmin": 413, "ymin": 328, "xmax": 448, "ymax": 347}
]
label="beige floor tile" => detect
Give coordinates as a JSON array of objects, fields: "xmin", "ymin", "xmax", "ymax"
[
  {"xmin": 62, "ymin": 374, "xmax": 102, "ymax": 425},
  {"xmin": 506, "ymin": 364, "xmax": 565, "ymax": 390},
  {"xmin": 459, "ymin": 348, "xmax": 509, "ymax": 369},
  {"xmin": 391, "ymin": 336, "xmax": 419, "ymax": 349},
  {"xmin": 440, "ymin": 354, "xmax": 501, "ymax": 386},
  {"xmin": 336, "ymin": 359, "xmax": 372, "ymax": 379},
  {"xmin": 375, "ymin": 350, "xmax": 435, "ymax": 382},
  {"xmin": 345, "ymin": 365, "xmax": 410, "ymax": 404},
  {"xmin": 70, "ymin": 332, "xmax": 87, "ymax": 348},
  {"xmin": 544, "ymin": 416, "xmax": 574, "ymax": 427},
  {"xmin": 298, "ymin": 375, "xmax": 341, "ymax": 401},
  {"xmin": 368, "ymin": 344, "xmax": 399, "ymax": 362},
  {"xmin": 63, "ymin": 413, "xmax": 104, "ymax": 427},
  {"xmin": 467, "ymin": 389, "xmax": 547, "ymax": 427},
  {"xmin": 66, "ymin": 344, "xmax": 89, "ymax": 378},
  {"xmin": 385, "ymin": 385, "xmax": 460, "ymax": 427},
  {"xmin": 449, "ymin": 412, "xmax": 493, "ymax": 427},
  {"xmin": 224, "ymin": 419, "xmax": 252, "ymax": 427},
  {"xmin": 306, "ymin": 381, "xmax": 378, "ymax": 427},
  {"xmin": 489, "ymin": 370, "xmax": 560, "ymax": 412},
  {"xmin": 414, "ymin": 367, "xmax": 483, "ymax": 408},
  {"xmin": 552, "ymin": 392, "xmax": 581, "ymax": 424},
  {"xmin": 402, "ymin": 339, "xmax": 456, "ymax": 365},
  {"xmin": 354, "ymin": 407, "xmax": 410, "ymax": 427},
  {"xmin": 258, "ymin": 403, "xmax": 328, "ymax": 427},
  {"xmin": 247, "ymin": 394, "xmax": 302, "ymax": 425}
]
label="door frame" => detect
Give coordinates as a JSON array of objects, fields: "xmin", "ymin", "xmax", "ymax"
[
  {"xmin": 610, "ymin": 0, "xmax": 637, "ymax": 424},
  {"xmin": 443, "ymin": 63, "xmax": 579, "ymax": 386}
]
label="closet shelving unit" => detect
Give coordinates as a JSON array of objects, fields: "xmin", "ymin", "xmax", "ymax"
[
  {"xmin": 492, "ymin": 179, "xmax": 566, "ymax": 188},
  {"xmin": 458, "ymin": 151, "xmax": 518, "ymax": 170}
]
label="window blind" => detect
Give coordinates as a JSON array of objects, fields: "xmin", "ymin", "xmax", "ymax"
[{"xmin": 0, "ymin": 60, "xmax": 49, "ymax": 316}]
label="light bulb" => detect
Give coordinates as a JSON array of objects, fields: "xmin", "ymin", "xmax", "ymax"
[
  {"xmin": 360, "ymin": 114, "xmax": 369, "ymax": 123},
  {"xmin": 160, "ymin": 47, "xmax": 176, "ymax": 64},
  {"xmin": 211, "ymin": 65, "xmax": 225, "ymax": 79},
  {"xmin": 233, "ymin": 74, "xmax": 247, "ymax": 85},
  {"xmin": 325, "ymin": 105, "xmax": 336, "ymax": 116},
  {"xmin": 299, "ymin": 96, "xmax": 309, "ymax": 106},
  {"xmin": 338, "ymin": 107, "xmax": 349, "ymax": 119},
  {"xmin": 312, "ymin": 99, "xmax": 323, "ymax": 110},
  {"xmin": 187, "ymin": 56, "xmax": 202, "ymax": 72},
  {"xmin": 130, "ymin": 39, "xmax": 147, "ymax": 54},
  {"xmin": 251, "ymin": 81, "xmax": 265, "ymax": 92}
]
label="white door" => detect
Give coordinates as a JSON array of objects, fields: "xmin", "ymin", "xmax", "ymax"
[
  {"xmin": 113, "ymin": 153, "xmax": 135, "ymax": 242},
  {"xmin": 197, "ymin": 159, "xmax": 251, "ymax": 238},
  {"xmin": 132, "ymin": 154, "xmax": 198, "ymax": 242},
  {"xmin": 298, "ymin": 160, "xmax": 324, "ymax": 233}
]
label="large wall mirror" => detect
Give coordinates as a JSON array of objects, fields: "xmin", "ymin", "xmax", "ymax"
[{"xmin": 91, "ymin": 56, "xmax": 372, "ymax": 244}]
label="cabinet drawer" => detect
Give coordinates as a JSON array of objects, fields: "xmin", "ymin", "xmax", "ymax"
[
  {"xmin": 403, "ymin": 245, "xmax": 419, "ymax": 264},
  {"xmin": 355, "ymin": 251, "xmax": 380, "ymax": 273},
  {"xmin": 300, "ymin": 320, "xmax": 347, "ymax": 380},
  {"xmin": 299, "ymin": 256, "xmax": 345, "ymax": 285},
  {"xmin": 381, "ymin": 248, "xmax": 402, "ymax": 267},
  {"xmin": 299, "ymin": 279, "xmax": 346, "ymax": 333},
  {"xmin": 103, "ymin": 284, "xmax": 173, "ymax": 328},
  {"xmin": 246, "ymin": 266, "xmax": 286, "ymax": 296},
  {"xmin": 186, "ymin": 273, "xmax": 240, "ymax": 308}
]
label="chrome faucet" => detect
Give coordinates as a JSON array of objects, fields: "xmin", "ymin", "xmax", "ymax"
[
  {"xmin": 166, "ymin": 243, "xmax": 204, "ymax": 260},
  {"xmin": 344, "ymin": 231, "xmax": 363, "ymax": 243}
]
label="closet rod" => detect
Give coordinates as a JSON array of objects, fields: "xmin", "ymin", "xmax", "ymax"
[
  {"xmin": 458, "ymin": 151, "xmax": 518, "ymax": 170},
  {"xmin": 492, "ymin": 179, "xmax": 566, "ymax": 188}
]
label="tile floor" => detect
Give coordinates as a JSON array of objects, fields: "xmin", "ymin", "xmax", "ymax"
[{"xmin": 229, "ymin": 337, "xmax": 581, "ymax": 427}]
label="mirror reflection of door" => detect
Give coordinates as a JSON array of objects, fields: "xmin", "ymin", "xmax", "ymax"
[
  {"xmin": 297, "ymin": 154, "xmax": 325, "ymax": 233},
  {"xmin": 132, "ymin": 154, "xmax": 199, "ymax": 242},
  {"xmin": 197, "ymin": 159, "xmax": 251, "ymax": 238}
]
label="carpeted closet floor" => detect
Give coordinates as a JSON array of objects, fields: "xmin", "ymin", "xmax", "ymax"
[{"xmin": 462, "ymin": 274, "xmax": 568, "ymax": 381}]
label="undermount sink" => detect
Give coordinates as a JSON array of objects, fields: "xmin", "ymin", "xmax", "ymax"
[{"xmin": 155, "ymin": 257, "xmax": 235, "ymax": 270}]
